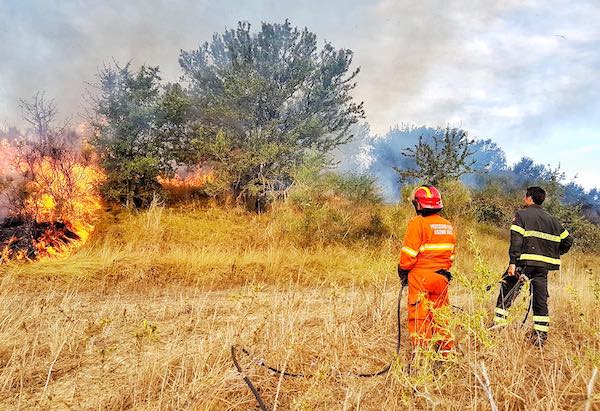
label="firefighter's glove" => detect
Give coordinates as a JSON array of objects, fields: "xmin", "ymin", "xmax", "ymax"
[
  {"xmin": 397, "ymin": 266, "xmax": 409, "ymax": 287},
  {"xmin": 514, "ymin": 266, "xmax": 528, "ymax": 283},
  {"xmin": 436, "ymin": 269, "xmax": 453, "ymax": 282}
]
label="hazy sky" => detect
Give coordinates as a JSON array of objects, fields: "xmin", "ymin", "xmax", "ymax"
[{"xmin": 1, "ymin": 0, "xmax": 598, "ymax": 188}]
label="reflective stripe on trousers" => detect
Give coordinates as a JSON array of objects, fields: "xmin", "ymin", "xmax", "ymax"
[{"xmin": 533, "ymin": 315, "xmax": 550, "ymax": 333}]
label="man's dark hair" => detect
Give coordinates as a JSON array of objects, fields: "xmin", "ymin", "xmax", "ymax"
[{"xmin": 526, "ymin": 186, "xmax": 546, "ymax": 205}]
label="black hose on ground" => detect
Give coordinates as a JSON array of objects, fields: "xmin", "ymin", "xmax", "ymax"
[
  {"xmin": 230, "ymin": 285, "xmax": 406, "ymax": 408},
  {"xmin": 356, "ymin": 285, "xmax": 404, "ymax": 377},
  {"xmin": 239, "ymin": 346, "xmax": 305, "ymax": 378},
  {"xmin": 231, "ymin": 271, "xmax": 534, "ymax": 408},
  {"xmin": 230, "ymin": 345, "xmax": 269, "ymax": 411}
]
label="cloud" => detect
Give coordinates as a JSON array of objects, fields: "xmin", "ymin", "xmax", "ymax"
[{"xmin": 0, "ymin": 0, "xmax": 598, "ymax": 186}]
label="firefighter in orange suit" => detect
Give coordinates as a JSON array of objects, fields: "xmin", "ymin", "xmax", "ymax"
[{"xmin": 397, "ymin": 185, "xmax": 457, "ymax": 353}]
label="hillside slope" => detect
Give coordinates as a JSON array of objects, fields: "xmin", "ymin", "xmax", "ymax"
[{"xmin": 0, "ymin": 204, "xmax": 598, "ymax": 409}]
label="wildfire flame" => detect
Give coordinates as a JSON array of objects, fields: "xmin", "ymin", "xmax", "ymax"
[
  {"xmin": 24, "ymin": 159, "xmax": 105, "ymax": 255},
  {"xmin": 1, "ymin": 139, "xmax": 105, "ymax": 263},
  {"xmin": 158, "ymin": 165, "xmax": 215, "ymax": 197}
]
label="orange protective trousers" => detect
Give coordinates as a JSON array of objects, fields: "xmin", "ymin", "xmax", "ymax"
[{"xmin": 407, "ymin": 268, "xmax": 454, "ymax": 351}]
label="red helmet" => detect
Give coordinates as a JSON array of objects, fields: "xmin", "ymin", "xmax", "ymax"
[{"xmin": 410, "ymin": 185, "xmax": 443, "ymax": 209}]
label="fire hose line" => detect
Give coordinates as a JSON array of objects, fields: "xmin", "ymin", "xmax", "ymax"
[
  {"xmin": 230, "ymin": 285, "xmax": 405, "ymax": 409},
  {"xmin": 231, "ymin": 282, "xmax": 532, "ymax": 409},
  {"xmin": 497, "ymin": 275, "xmax": 533, "ymax": 326}
]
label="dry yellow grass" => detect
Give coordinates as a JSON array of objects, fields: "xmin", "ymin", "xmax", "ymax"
[{"xmin": 1, "ymin": 204, "xmax": 599, "ymax": 410}]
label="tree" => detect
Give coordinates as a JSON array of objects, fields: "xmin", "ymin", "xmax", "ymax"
[
  {"xmin": 470, "ymin": 139, "xmax": 507, "ymax": 173},
  {"xmin": 511, "ymin": 157, "xmax": 549, "ymax": 186},
  {"xmin": 394, "ymin": 127, "xmax": 475, "ymax": 185},
  {"xmin": 4, "ymin": 93, "xmax": 103, "ymax": 232},
  {"xmin": 90, "ymin": 63, "xmax": 192, "ymax": 207},
  {"xmin": 179, "ymin": 20, "xmax": 364, "ymax": 208},
  {"xmin": 366, "ymin": 125, "xmax": 439, "ymax": 201}
]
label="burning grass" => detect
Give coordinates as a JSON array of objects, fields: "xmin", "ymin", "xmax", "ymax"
[
  {"xmin": 0, "ymin": 205, "xmax": 599, "ymax": 409},
  {"xmin": 0, "ymin": 139, "xmax": 105, "ymax": 263}
]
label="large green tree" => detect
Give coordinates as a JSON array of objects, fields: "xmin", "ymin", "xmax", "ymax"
[
  {"xmin": 90, "ymin": 63, "xmax": 192, "ymax": 207},
  {"xmin": 179, "ymin": 20, "xmax": 364, "ymax": 207}
]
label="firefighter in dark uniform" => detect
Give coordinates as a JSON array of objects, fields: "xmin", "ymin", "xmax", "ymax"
[{"xmin": 492, "ymin": 186, "xmax": 573, "ymax": 346}]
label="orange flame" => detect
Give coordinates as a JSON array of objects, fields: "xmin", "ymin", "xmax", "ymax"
[
  {"xmin": 1, "ymin": 139, "xmax": 105, "ymax": 262},
  {"xmin": 158, "ymin": 165, "xmax": 214, "ymax": 197},
  {"xmin": 24, "ymin": 158, "xmax": 105, "ymax": 256}
]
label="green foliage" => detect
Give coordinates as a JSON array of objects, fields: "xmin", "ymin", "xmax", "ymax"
[
  {"xmin": 395, "ymin": 127, "xmax": 475, "ymax": 185},
  {"xmin": 100, "ymin": 156, "xmax": 162, "ymax": 208},
  {"xmin": 290, "ymin": 155, "xmax": 381, "ymax": 206},
  {"xmin": 91, "ymin": 63, "xmax": 192, "ymax": 207},
  {"xmin": 527, "ymin": 167, "xmax": 600, "ymax": 249},
  {"xmin": 547, "ymin": 201, "xmax": 600, "ymax": 250},
  {"xmin": 437, "ymin": 179, "xmax": 473, "ymax": 227},
  {"xmin": 472, "ymin": 172, "xmax": 600, "ymax": 249},
  {"xmin": 472, "ymin": 181, "xmax": 520, "ymax": 225},
  {"xmin": 179, "ymin": 20, "xmax": 364, "ymax": 207},
  {"xmin": 273, "ymin": 159, "xmax": 386, "ymax": 244}
]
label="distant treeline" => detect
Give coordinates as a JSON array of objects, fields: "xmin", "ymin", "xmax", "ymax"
[
  {"xmin": 335, "ymin": 124, "xmax": 599, "ymax": 223},
  {"xmin": 0, "ymin": 19, "xmax": 596, "ymax": 223}
]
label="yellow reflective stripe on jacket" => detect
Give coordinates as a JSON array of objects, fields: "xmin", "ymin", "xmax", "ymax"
[
  {"xmin": 533, "ymin": 315, "xmax": 550, "ymax": 322},
  {"xmin": 493, "ymin": 317, "xmax": 508, "ymax": 325},
  {"xmin": 510, "ymin": 225, "xmax": 525, "ymax": 235},
  {"xmin": 512, "ymin": 225, "xmax": 569, "ymax": 243},
  {"xmin": 518, "ymin": 254, "xmax": 561, "ymax": 265},
  {"xmin": 533, "ymin": 324, "xmax": 549, "ymax": 332},
  {"xmin": 419, "ymin": 243, "xmax": 455, "ymax": 252},
  {"xmin": 401, "ymin": 246, "xmax": 419, "ymax": 257},
  {"xmin": 523, "ymin": 230, "xmax": 561, "ymax": 242}
]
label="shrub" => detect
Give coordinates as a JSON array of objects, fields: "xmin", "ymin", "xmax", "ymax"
[
  {"xmin": 273, "ymin": 165, "xmax": 387, "ymax": 245},
  {"xmin": 438, "ymin": 179, "xmax": 473, "ymax": 227},
  {"xmin": 90, "ymin": 64, "xmax": 192, "ymax": 208},
  {"xmin": 547, "ymin": 202, "xmax": 600, "ymax": 250},
  {"xmin": 398, "ymin": 179, "xmax": 473, "ymax": 231},
  {"xmin": 472, "ymin": 182, "xmax": 520, "ymax": 226}
]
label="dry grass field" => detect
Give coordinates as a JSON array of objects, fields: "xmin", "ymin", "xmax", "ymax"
[{"xmin": 1, "ymin": 204, "xmax": 599, "ymax": 410}]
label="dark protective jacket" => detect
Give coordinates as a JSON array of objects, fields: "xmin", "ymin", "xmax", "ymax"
[{"xmin": 509, "ymin": 204, "xmax": 573, "ymax": 270}]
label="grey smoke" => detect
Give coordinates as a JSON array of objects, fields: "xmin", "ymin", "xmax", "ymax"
[
  {"xmin": 1, "ymin": 0, "xmax": 598, "ymax": 188},
  {"xmin": 1, "ymin": 0, "xmax": 593, "ymax": 131}
]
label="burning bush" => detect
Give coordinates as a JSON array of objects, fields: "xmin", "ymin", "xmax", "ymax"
[
  {"xmin": 157, "ymin": 164, "xmax": 215, "ymax": 201},
  {"xmin": 0, "ymin": 94, "xmax": 105, "ymax": 263}
]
